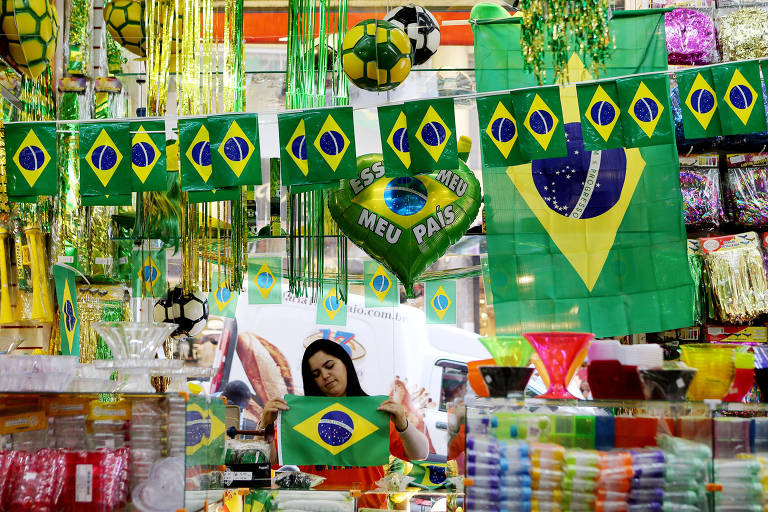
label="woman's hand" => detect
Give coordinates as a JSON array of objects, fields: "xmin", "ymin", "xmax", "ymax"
[
  {"xmin": 378, "ymin": 398, "xmax": 408, "ymax": 431},
  {"xmin": 259, "ymin": 398, "xmax": 289, "ymax": 429}
]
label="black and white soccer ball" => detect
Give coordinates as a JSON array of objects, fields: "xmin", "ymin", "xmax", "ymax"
[
  {"xmin": 384, "ymin": 5, "xmax": 440, "ymax": 66},
  {"xmin": 154, "ymin": 287, "xmax": 209, "ymax": 337},
  {"xmin": 153, "ymin": 298, "xmax": 175, "ymax": 324}
]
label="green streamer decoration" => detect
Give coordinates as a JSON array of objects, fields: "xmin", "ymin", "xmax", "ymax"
[
  {"xmin": 67, "ymin": 0, "xmax": 92, "ymax": 75},
  {"xmin": 105, "ymin": 32, "xmax": 126, "ymax": 76}
]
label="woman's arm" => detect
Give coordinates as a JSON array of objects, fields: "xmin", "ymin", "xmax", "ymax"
[
  {"xmin": 260, "ymin": 398, "xmax": 289, "ymax": 465},
  {"xmin": 378, "ymin": 398, "xmax": 429, "ymax": 461}
]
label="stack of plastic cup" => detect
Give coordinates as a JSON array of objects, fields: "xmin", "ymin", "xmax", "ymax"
[
  {"xmin": 627, "ymin": 450, "xmax": 665, "ymax": 511},
  {"xmin": 530, "ymin": 443, "xmax": 564, "ymax": 511},
  {"xmin": 595, "ymin": 451, "xmax": 633, "ymax": 511},
  {"xmin": 658, "ymin": 434, "xmax": 711, "ymax": 512},
  {"xmin": 562, "ymin": 449, "xmax": 601, "ymax": 510},
  {"xmin": 465, "ymin": 434, "xmax": 532, "ymax": 511},
  {"xmin": 715, "ymin": 459, "xmax": 764, "ymax": 511}
]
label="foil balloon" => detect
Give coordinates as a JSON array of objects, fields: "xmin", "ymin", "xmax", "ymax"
[
  {"xmin": 328, "ymin": 153, "xmax": 481, "ymax": 297},
  {"xmin": 0, "ymin": 0, "xmax": 59, "ymax": 78}
]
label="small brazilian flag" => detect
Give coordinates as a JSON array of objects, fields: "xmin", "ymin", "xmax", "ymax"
[
  {"xmin": 616, "ymin": 74, "xmax": 674, "ymax": 147},
  {"xmin": 53, "ymin": 264, "xmax": 80, "ymax": 356},
  {"xmin": 316, "ymin": 283, "xmax": 347, "ymax": 326},
  {"xmin": 186, "ymin": 395, "xmax": 227, "ymax": 467},
  {"xmin": 378, "ymin": 104, "xmax": 411, "ymax": 176},
  {"xmin": 131, "ymin": 247, "xmax": 166, "ymax": 298},
  {"xmin": 476, "ymin": 93, "xmax": 526, "ymax": 169},
  {"xmin": 278, "ymin": 112, "xmax": 309, "ymax": 186},
  {"xmin": 209, "ymin": 271, "xmax": 240, "ymax": 318},
  {"xmin": 248, "ymin": 257, "xmax": 281, "ymax": 305},
  {"xmin": 364, "ymin": 261, "xmax": 398, "ymax": 308},
  {"xmin": 405, "ymin": 98, "xmax": 458, "ymax": 174},
  {"xmin": 187, "ymin": 187, "xmax": 241, "ymax": 204},
  {"xmin": 305, "ymin": 106, "xmax": 357, "ymax": 183},
  {"xmin": 278, "ymin": 394, "xmax": 390, "ymax": 466},
  {"xmin": 712, "ymin": 60, "xmax": 767, "ymax": 136},
  {"xmin": 179, "ymin": 118, "xmax": 214, "ymax": 192},
  {"xmin": 130, "ymin": 120, "xmax": 166, "ymax": 191},
  {"xmin": 79, "ymin": 121, "xmax": 132, "ymax": 202},
  {"xmin": 425, "ymin": 279, "xmax": 456, "ymax": 324},
  {"xmin": 511, "ymin": 86, "xmax": 567, "ymax": 160},
  {"xmin": 209, "ymin": 113, "xmax": 261, "ymax": 187},
  {"xmin": 576, "ymin": 81, "xmax": 625, "ymax": 150},
  {"xmin": 677, "ymin": 68, "xmax": 722, "ymax": 139},
  {"xmin": 5, "ymin": 121, "xmax": 57, "ymax": 197}
]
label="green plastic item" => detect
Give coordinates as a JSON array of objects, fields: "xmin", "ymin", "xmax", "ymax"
[{"xmin": 479, "ymin": 335, "xmax": 535, "ymax": 366}]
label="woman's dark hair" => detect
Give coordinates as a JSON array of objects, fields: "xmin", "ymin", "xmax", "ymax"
[{"xmin": 301, "ymin": 339, "xmax": 367, "ymax": 397}]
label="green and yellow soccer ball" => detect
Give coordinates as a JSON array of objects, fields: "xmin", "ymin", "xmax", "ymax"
[
  {"xmin": 0, "ymin": 0, "xmax": 59, "ymax": 78},
  {"xmin": 103, "ymin": 0, "xmax": 145, "ymax": 56},
  {"xmin": 341, "ymin": 19, "xmax": 412, "ymax": 92}
]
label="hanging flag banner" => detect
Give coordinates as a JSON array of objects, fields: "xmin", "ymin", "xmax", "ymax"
[
  {"xmin": 179, "ymin": 118, "xmax": 214, "ymax": 192},
  {"xmin": 130, "ymin": 120, "xmax": 166, "ymax": 192},
  {"xmin": 364, "ymin": 261, "xmax": 399, "ymax": 308},
  {"xmin": 511, "ymin": 86, "xmax": 567, "ymax": 160},
  {"xmin": 278, "ymin": 112, "xmax": 309, "ymax": 186},
  {"xmin": 131, "ymin": 248, "xmax": 167, "ymax": 298},
  {"xmin": 209, "ymin": 113, "xmax": 262, "ymax": 187},
  {"xmin": 425, "ymin": 279, "xmax": 456, "ymax": 324},
  {"xmin": 248, "ymin": 257, "xmax": 282, "ymax": 304},
  {"xmin": 187, "ymin": 187, "xmax": 241, "ymax": 204},
  {"xmin": 278, "ymin": 394, "xmax": 390, "ymax": 466},
  {"xmin": 476, "ymin": 93, "xmax": 526, "ymax": 169},
  {"xmin": 677, "ymin": 68, "xmax": 722, "ymax": 139},
  {"xmin": 79, "ymin": 121, "xmax": 131, "ymax": 202},
  {"xmin": 576, "ymin": 81, "xmax": 625, "ymax": 150},
  {"xmin": 712, "ymin": 60, "xmax": 767, "ymax": 136},
  {"xmin": 405, "ymin": 98, "xmax": 458, "ymax": 173},
  {"xmin": 316, "ymin": 283, "xmax": 347, "ymax": 326},
  {"xmin": 5, "ymin": 121, "xmax": 57, "ymax": 197},
  {"xmin": 53, "ymin": 265, "xmax": 80, "ymax": 356},
  {"xmin": 378, "ymin": 104, "xmax": 411, "ymax": 176},
  {"xmin": 209, "ymin": 272, "xmax": 240, "ymax": 318},
  {"xmin": 305, "ymin": 106, "xmax": 358, "ymax": 183},
  {"xmin": 617, "ymin": 74, "xmax": 673, "ymax": 147}
]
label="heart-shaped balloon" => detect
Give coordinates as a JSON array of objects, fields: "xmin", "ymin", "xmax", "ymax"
[{"xmin": 328, "ymin": 153, "xmax": 481, "ymax": 297}]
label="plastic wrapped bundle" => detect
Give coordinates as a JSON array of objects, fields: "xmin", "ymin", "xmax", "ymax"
[
  {"xmin": 680, "ymin": 154, "xmax": 724, "ymax": 229},
  {"xmin": 688, "ymin": 240, "xmax": 705, "ymax": 326},
  {"xmin": 724, "ymin": 155, "xmax": 768, "ymax": 228},
  {"xmin": 718, "ymin": 8, "xmax": 768, "ymax": 61},
  {"xmin": 666, "ymin": 8, "xmax": 717, "ymax": 65}
]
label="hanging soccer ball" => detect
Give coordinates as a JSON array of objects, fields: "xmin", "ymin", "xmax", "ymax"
[
  {"xmin": 103, "ymin": 0, "xmax": 182, "ymax": 57},
  {"xmin": 153, "ymin": 298, "xmax": 175, "ymax": 324},
  {"xmin": 0, "ymin": 0, "xmax": 59, "ymax": 78},
  {"xmin": 341, "ymin": 19, "xmax": 412, "ymax": 92},
  {"xmin": 172, "ymin": 289, "xmax": 209, "ymax": 337},
  {"xmin": 384, "ymin": 5, "xmax": 441, "ymax": 66}
]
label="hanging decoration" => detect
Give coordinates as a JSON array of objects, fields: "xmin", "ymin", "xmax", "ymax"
[
  {"xmin": 66, "ymin": 0, "xmax": 92, "ymax": 75},
  {"xmin": 519, "ymin": 0, "xmax": 611, "ymax": 84},
  {"xmin": 665, "ymin": 8, "xmax": 716, "ymax": 66},
  {"xmin": 341, "ymin": 19, "xmax": 412, "ymax": 92},
  {"xmin": 328, "ymin": 149, "xmax": 481, "ymax": 297},
  {"xmin": 384, "ymin": 5, "xmax": 441, "ymax": 66},
  {"xmin": 0, "ymin": 0, "xmax": 59, "ymax": 78},
  {"xmin": 718, "ymin": 8, "xmax": 768, "ymax": 62}
]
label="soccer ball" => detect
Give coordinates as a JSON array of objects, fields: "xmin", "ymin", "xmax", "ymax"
[
  {"xmin": 154, "ymin": 287, "xmax": 209, "ymax": 337},
  {"xmin": 0, "ymin": 0, "xmax": 59, "ymax": 78},
  {"xmin": 153, "ymin": 298, "xmax": 174, "ymax": 324},
  {"xmin": 341, "ymin": 19, "xmax": 412, "ymax": 92},
  {"xmin": 384, "ymin": 5, "xmax": 440, "ymax": 66},
  {"xmin": 103, "ymin": 0, "xmax": 182, "ymax": 57}
]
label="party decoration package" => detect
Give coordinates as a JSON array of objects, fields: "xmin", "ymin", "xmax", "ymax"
[
  {"xmin": 278, "ymin": 395, "xmax": 390, "ymax": 467},
  {"xmin": 679, "ymin": 153, "xmax": 724, "ymax": 229},
  {"xmin": 724, "ymin": 153, "xmax": 768, "ymax": 227},
  {"xmin": 665, "ymin": 8, "xmax": 717, "ymax": 66}
]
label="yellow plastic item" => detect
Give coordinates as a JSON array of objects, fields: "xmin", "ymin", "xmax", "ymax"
[
  {"xmin": 0, "ymin": 228, "xmax": 15, "ymax": 324},
  {"xmin": 681, "ymin": 343, "xmax": 735, "ymax": 400}
]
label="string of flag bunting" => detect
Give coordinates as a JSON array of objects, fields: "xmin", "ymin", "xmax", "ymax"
[{"xmin": 7, "ymin": 58, "xmax": 768, "ymax": 203}]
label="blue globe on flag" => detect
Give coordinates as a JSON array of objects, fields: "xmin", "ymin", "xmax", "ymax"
[
  {"xmin": 730, "ymin": 85, "xmax": 753, "ymax": 109},
  {"xmin": 223, "ymin": 137, "xmax": 249, "ymax": 161},
  {"xmin": 19, "ymin": 146, "xmax": 45, "ymax": 171},
  {"xmin": 421, "ymin": 121, "xmax": 446, "ymax": 146},
  {"xmin": 590, "ymin": 101, "xmax": 616, "ymax": 126},
  {"xmin": 256, "ymin": 271, "xmax": 274, "ymax": 290},
  {"xmin": 384, "ymin": 177, "xmax": 428, "ymax": 216},
  {"xmin": 92, "ymin": 145, "xmax": 118, "ymax": 169},
  {"xmin": 132, "ymin": 141, "xmax": 156, "ymax": 167},
  {"xmin": 192, "ymin": 141, "xmax": 211, "ymax": 166},
  {"xmin": 318, "ymin": 410, "xmax": 354, "ymax": 446}
]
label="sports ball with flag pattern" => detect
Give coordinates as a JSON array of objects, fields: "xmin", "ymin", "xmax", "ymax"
[
  {"xmin": 341, "ymin": 19, "xmax": 413, "ymax": 92},
  {"xmin": 0, "ymin": 0, "xmax": 59, "ymax": 78}
]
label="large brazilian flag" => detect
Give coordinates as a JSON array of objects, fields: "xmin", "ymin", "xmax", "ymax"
[{"xmin": 473, "ymin": 8, "xmax": 694, "ymax": 337}]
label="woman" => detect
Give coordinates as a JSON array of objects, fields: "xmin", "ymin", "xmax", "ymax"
[{"xmin": 260, "ymin": 339, "xmax": 429, "ymax": 508}]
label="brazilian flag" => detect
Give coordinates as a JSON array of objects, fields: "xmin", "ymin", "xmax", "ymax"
[
  {"xmin": 677, "ymin": 68, "xmax": 722, "ymax": 139},
  {"xmin": 5, "ymin": 121, "xmax": 57, "ymax": 197},
  {"xmin": 209, "ymin": 113, "xmax": 261, "ymax": 187},
  {"xmin": 576, "ymin": 81, "xmax": 624, "ymax": 150},
  {"xmin": 248, "ymin": 257, "xmax": 281, "ymax": 305},
  {"xmin": 79, "ymin": 121, "xmax": 132, "ymax": 204},
  {"xmin": 616, "ymin": 74, "xmax": 674, "ymax": 147},
  {"xmin": 425, "ymin": 279, "xmax": 456, "ymax": 325},
  {"xmin": 278, "ymin": 394, "xmax": 390, "ymax": 466},
  {"xmin": 131, "ymin": 247, "xmax": 166, "ymax": 298},
  {"xmin": 53, "ymin": 264, "xmax": 80, "ymax": 356},
  {"xmin": 278, "ymin": 112, "xmax": 308, "ymax": 186},
  {"xmin": 305, "ymin": 106, "xmax": 357, "ymax": 183},
  {"xmin": 179, "ymin": 118, "xmax": 213, "ymax": 192},
  {"xmin": 405, "ymin": 98, "xmax": 458, "ymax": 174},
  {"xmin": 511, "ymin": 86, "xmax": 567, "ymax": 160},
  {"xmin": 364, "ymin": 261, "xmax": 398, "ymax": 308},
  {"xmin": 186, "ymin": 395, "xmax": 227, "ymax": 467},
  {"xmin": 712, "ymin": 60, "xmax": 767, "ymax": 136},
  {"xmin": 209, "ymin": 271, "xmax": 240, "ymax": 318},
  {"xmin": 378, "ymin": 104, "xmax": 411, "ymax": 176},
  {"xmin": 130, "ymin": 120, "xmax": 166, "ymax": 192},
  {"xmin": 316, "ymin": 282, "xmax": 347, "ymax": 326},
  {"xmin": 476, "ymin": 93, "xmax": 526, "ymax": 169}
]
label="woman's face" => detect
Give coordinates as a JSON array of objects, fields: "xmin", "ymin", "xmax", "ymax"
[{"xmin": 308, "ymin": 350, "xmax": 347, "ymax": 397}]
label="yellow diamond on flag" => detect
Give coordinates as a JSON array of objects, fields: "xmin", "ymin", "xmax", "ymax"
[
  {"xmin": 313, "ymin": 114, "xmax": 350, "ymax": 172},
  {"xmin": 369, "ymin": 265, "xmax": 392, "ymax": 302},
  {"xmin": 286, "ymin": 120, "xmax": 309, "ymax": 176},
  {"xmin": 254, "ymin": 262, "xmax": 276, "ymax": 299},
  {"xmin": 185, "ymin": 125, "xmax": 213, "ymax": 182},
  {"xmin": 138, "ymin": 255, "xmax": 160, "ymax": 293},
  {"xmin": 724, "ymin": 68, "xmax": 758, "ymax": 126},
  {"xmin": 322, "ymin": 286, "xmax": 343, "ymax": 320},
  {"xmin": 85, "ymin": 128, "xmax": 124, "ymax": 187},
  {"xmin": 215, "ymin": 282, "xmax": 234, "ymax": 311},
  {"xmin": 218, "ymin": 120, "xmax": 255, "ymax": 177},
  {"xmin": 523, "ymin": 94, "xmax": 560, "ymax": 151},
  {"xmin": 485, "ymin": 100, "xmax": 518, "ymax": 158},
  {"xmin": 628, "ymin": 82, "xmax": 664, "ymax": 139},
  {"xmin": 61, "ymin": 279, "xmax": 78, "ymax": 354},
  {"xmin": 585, "ymin": 85, "xmax": 621, "ymax": 142},
  {"xmin": 430, "ymin": 285, "xmax": 452, "ymax": 320},
  {"xmin": 685, "ymin": 73, "xmax": 718, "ymax": 130},
  {"xmin": 13, "ymin": 128, "xmax": 51, "ymax": 188},
  {"xmin": 131, "ymin": 125, "xmax": 161, "ymax": 184},
  {"xmin": 292, "ymin": 402, "xmax": 380, "ymax": 456},
  {"xmin": 415, "ymin": 105, "xmax": 452, "ymax": 162},
  {"xmin": 387, "ymin": 111, "xmax": 411, "ymax": 168}
]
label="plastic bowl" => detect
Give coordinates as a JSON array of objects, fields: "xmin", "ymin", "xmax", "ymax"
[
  {"xmin": 468, "ymin": 359, "xmax": 495, "ymax": 397},
  {"xmin": 638, "ymin": 368, "xmax": 698, "ymax": 400},
  {"xmin": 680, "ymin": 344, "xmax": 735, "ymax": 400},
  {"xmin": 479, "ymin": 366, "xmax": 534, "ymax": 397},
  {"xmin": 478, "ymin": 336, "xmax": 535, "ymax": 367}
]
